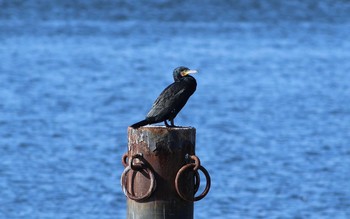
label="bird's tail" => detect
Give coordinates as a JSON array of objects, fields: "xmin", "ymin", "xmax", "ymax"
[{"xmin": 130, "ymin": 119, "xmax": 149, "ymax": 128}]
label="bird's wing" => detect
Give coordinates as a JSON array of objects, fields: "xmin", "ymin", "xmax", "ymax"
[{"xmin": 146, "ymin": 82, "xmax": 188, "ymax": 119}]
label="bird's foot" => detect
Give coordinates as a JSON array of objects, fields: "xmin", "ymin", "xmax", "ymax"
[
  {"xmin": 164, "ymin": 120, "xmax": 170, "ymax": 127},
  {"xmin": 164, "ymin": 120, "xmax": 177, "ymax": 127},
  {"xmin": 170, "ymin": 119, "xmax": 177, "ymax": 127}
]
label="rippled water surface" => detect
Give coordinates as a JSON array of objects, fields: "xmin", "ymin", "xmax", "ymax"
[{"xmin": 1, "ymin": 1, "xmax": 350, "ymax": 218}]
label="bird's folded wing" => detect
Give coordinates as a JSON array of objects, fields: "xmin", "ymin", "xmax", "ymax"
[{"xmin": 146, "ymin": 82, "xmax": 187, "ymax": 118}]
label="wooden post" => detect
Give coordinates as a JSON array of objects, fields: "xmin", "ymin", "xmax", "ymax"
[{"xmin": 123, "ymin": 126, "xmax": 196, "ymax": 219}]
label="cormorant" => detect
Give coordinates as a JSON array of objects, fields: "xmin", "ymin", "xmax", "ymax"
[{"xmin": 130, "ymin": 66, "xmax": 197, "ymax": 128}]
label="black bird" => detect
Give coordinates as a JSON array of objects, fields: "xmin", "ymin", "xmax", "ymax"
[{"xmin": 130, "ymin": 66, "xmax": 197, "ymax": 128}]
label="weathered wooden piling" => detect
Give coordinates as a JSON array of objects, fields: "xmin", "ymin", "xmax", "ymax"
[{"xmin": 122, "ymin": 126, "xmax": 196, "ymax": 219}]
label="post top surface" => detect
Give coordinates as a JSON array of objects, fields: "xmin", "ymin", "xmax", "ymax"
[
  {"xmin": 128, "ymin": 125, "xmax": 196, "ymax": 131},
  {"xmin": 128, "ymin": 125, "xmax": 196, "ymax": 154}
]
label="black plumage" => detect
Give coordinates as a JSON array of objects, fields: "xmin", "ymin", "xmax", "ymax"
[{"xmin": 130, "ymin": 66, "xmax": 197, "ymax": 128}]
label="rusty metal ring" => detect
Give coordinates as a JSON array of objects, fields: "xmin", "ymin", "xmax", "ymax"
[
  {"xmin": 122, "ymin": 153, "xmax": 128, "ymax": 167},
  {"xmin": 175, "ymin": 163, "xmax": 210, "ymax": 202},
  {"xmin": 120, "ymin": 165, "xmax": 156, "ymax": 201}
]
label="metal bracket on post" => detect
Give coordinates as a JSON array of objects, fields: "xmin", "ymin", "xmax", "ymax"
[
  {"xmin": 121, "ymin": 153, "xmax": 157, "ymax": 201},
  {"xmin": 175, "ymin": 154, "xmax": 211, "ymax": 202}
]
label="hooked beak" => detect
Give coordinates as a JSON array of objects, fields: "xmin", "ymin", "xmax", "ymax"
[{"xmin": 181, "ymin": 69, "xmax": 198, "ymax": 76}]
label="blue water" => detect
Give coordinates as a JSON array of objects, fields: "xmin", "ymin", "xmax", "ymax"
[{"xmin": 1, "ymin": 1, "xmax": 350, "ymax": 218}]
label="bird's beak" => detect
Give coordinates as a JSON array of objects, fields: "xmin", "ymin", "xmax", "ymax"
[{"xmin": 182, "ymin": 69, "xmax": 198, "ymax": 76}]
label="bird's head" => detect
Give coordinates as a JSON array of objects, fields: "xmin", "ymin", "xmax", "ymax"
[{"xmin": 173, "ymin": 66, "xmax": 198, "ymax": 81}]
